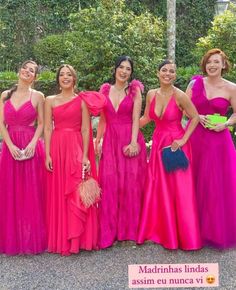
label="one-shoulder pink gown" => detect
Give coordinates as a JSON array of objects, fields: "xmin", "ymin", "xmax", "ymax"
[
  {"xmin": 138, "ymin": 94, "xmax": 201, "ymax": 250},
  {"xmin": 0, "ymin": 99, "xmax": 46, "ymax": 255},
  {"xmin": 98, "ymin": 80, "xmax": 147, "ymax": 248},
  {"xmin": 46, "ymin": 93, "xmax": 103, "ymax": 255},
  {"xmin": 190, "ymin": 76, "xmax": 236, "ymax": 249}
]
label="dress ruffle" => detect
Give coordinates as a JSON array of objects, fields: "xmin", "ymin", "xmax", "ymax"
[
  {"xmin": 79, "ymin": 91, "xmax": 106, "ymax": 116},
  {"xmin": 100, "ymin": 79, "xmax": 144, "ymax": 99}
]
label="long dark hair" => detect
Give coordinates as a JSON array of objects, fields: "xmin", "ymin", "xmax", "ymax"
[
  {"xmin": 5, "ymin": 60, "xmax": 38, "ymax": 102},
  {"xmin": 56, "ymin": 64, "xmax": 78, "ymax": 93},
  {"xmin": 111, "ymin": 55, "xmax": 134, "ymax": 85}
]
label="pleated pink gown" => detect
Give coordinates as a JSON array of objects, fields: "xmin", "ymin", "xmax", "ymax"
[
  {"xmin": 46, "ymin": 93, "xmax": 101, "ymax": 255},
  {"xmin": 137, "ymin": 95, "xmax": 202, "ymax": 250},
  {"xmin": 0, "ymin": 99, "xmax": 46, "ymax": 255},
  {"xmin": 98, "ymin": 80, "xmax": 147, "ymax": 248}
]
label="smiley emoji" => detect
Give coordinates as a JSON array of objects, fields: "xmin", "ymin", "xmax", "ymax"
[{"xmin": 206, "ymin": 275, "xmax": 215, "ymax": 284}]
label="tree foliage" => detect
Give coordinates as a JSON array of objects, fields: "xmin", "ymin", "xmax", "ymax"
[
  {"xmin": 175, "ymin": 0, "xmax": 216, "ymax": 66},
  {"xmin": 33, "ymin": 0, "xmax": 165, "ymax": 90},
  {"xmin": 195, "ymin": 4, "xmax": 236, "ymax": 66},
  {"xmin": 0, "ymin": 0, "xmax": 97, "ymax": 70}
]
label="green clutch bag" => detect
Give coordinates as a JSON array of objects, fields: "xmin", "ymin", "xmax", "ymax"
[
  {"xmin": 206, "ymin": 114, "xmax": 233, "ymax": 131},
  {"xmin": 206, "ymin": 114, "xmax": 227, "ymax": 128}
]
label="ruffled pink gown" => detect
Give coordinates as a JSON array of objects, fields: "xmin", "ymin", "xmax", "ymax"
[
  {"xmin": 46, "ymin": 92, "xmax": 105, "ymax": 255},
  {"xmin": 98, "ymin": 80, "xmax": 147, "ymax": 248},
  {"xmin": 0, "ymin": 99, "xmax": 46, "ymax": 255},
  {"xmin": 137, "ymin": 94, "xmax": 202, "ymax": 250},
  {"xmin": 190, "ymin": 76, "xmax": 236, "ymax": 249}
]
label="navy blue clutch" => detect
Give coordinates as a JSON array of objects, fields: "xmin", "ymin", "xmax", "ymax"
[{"xmin": 161, "ymin": 146, "xmax": 189, "ymax": 173}]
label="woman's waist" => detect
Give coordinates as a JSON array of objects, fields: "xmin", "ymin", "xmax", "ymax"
[
  {"xmin": 54, "ymin": 127, "xmax": 81, "ymax": 132},
  {"xmin": 7, "ymin": 124, "xmax": 35, "ymax": 132}
]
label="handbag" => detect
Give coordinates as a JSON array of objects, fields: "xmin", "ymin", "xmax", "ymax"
[
  {"xmin": 161, "ymin": 146, "xmax": 189, "ymax": 173},
  {"xmin": 78, "ymin": 166, "xmax": 101, "ymax": 208},
  {"xmin": 206, "ymin": 113, "xmax": 233, "ymax": 131},
  {"xmin": 15, "ymin": 149, "xmax": 33, "ymax": 161}
]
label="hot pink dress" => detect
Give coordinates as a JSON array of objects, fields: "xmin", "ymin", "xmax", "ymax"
[
  {"xmin": 0, "ymin": 98, "xmax": 46, "ymax": 255},
  {"xmin": 46, "ymin": 92, "xmax": 104, "ymax": 255},
  {"xmin": 98, "ymin": 80, "xmax": 147, "ymax": 248},
  {"xmin": 190, "ymin": 75, "xmax": 236, "ymax": 249},
  {"xmin": 137, "ymin": 94, "xmax": 202, "ymax": 250}
]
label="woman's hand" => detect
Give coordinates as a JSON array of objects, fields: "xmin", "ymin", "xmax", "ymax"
[
  {"xmin": 8, "ymin": 144, "xmax": 21, "ymax": 159},
  {"xmin": 45, "ymin": 155, "xmax": 53, "ymax": 172},
  {"xmin": 82, "ymin": 156, "xmax": 91, "ymax": 173},
  {"xmin": 24, "ymin": 141, "xmax": 36, "ymax": 158},
  {"xmin": 123, "ymin": 142, "xmax": 140, "ymax": 157},
  {"xmin": 94, "ymin": 138, "xmax": 102, "ymax": 156},
  {"xmin": 210, "ymin": 123, "xmax": 228, "ymax": 132},
  {"xmin": 171, "ymin": 139, "xmax": 186, "ymax": 151},
  {"xmin": 199, "ymin": 114, "xmax": 212, "ymax": 128}
]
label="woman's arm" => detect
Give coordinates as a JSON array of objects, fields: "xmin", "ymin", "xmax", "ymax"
[
  {"xmin": 140, "ymin": 90, "xmax": 153, "ymax": 128},
  {"xmin": 81, "ymin": 100, "xmax": 90, "ymax": 171},
  {"xmin": 44, "ymin": 96, "xmax": 54, "ymax": 171},
  {"xmin": 124, "ymin": 87, "xmax": 143, "ymax": 157},
  {"xmin": 95, "ymin": 111, "xmax": 106, "ymax": 155},
  {"xmin": 186, "ymin": 80, "xmax": 210, "ymax": 128},
  {"xmin": 171, "ymin": 90, "xmax": 200, "ymax": 151},
  {"xmin": 224, "ymin": 85, "xmax": 236, "ymax": 127},
  {"xmin": 0, "ymin": 91, "xmax": 21, "ymax": 159},
  {"xmin": 24, "ymin": 91, "xmax": 45, "ymax": 158},
  {"xmin": 212, "ymin": 83, "xmax": 236, "ymax": 132}
]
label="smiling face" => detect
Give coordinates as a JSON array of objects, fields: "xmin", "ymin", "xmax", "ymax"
[
  {"xmin": 158, "ymin": 63, "xmax": 176, "ymax": 85},
  {"xmin": 115, "ymin": 60, "xmax": 132, "ymax": 84},
  {"xmin": 57, "ymin": 65, "xmax": 77, "ymax": 90},
  {"xmin": 205, "ymin": 53, "xmax": 225, "ymax": 77},
  {"xmin": 19, "ymin": 62, "xmax": 37, "ymax": 84}
]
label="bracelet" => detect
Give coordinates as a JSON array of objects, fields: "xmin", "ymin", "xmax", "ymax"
[
  {"xmin": 225, "ymin": 120, "xmax": 230, "ymax": 127},
  {"xmin": 130, "ymin": 143, "xmax": 138, "ymax": 148}
]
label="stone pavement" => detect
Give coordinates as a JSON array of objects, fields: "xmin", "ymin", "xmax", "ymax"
[{"xmin": 0, "ymin": 242, "xmax": 235, "ymax": 290}]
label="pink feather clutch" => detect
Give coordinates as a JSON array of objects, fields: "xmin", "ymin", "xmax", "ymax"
[{"xmin": 78, "ymin": 166, "xmax": 101, "ymax": 208}]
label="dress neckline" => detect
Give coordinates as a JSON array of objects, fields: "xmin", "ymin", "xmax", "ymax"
[
  {"xmin": 9, "ymin": 99, "xmax": 34, "ymax": 112},
  {"xmin": 53, "ymin": 96, "xmax": 79, "ymax": 110},
  {"xmin": 202, "ymin": 78, "xmax": 230, "ymax": 103},
  {"xmin": 152, "ymin": 94, "xmax": 174, "ymax": 120},
  {"xmin": 107, "ymin": 84, "xmax": 129, "ymax": 113}
]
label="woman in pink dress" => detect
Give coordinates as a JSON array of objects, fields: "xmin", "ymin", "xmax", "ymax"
[
  {"xmin": 186, "ymin": 48, "xmax": 236, "ymax": 249},
  {"xmin": 137, "ymin": 60, "xmax": 201, "ymax": 250},
  {"xmin": 95, "ymin": 56, "xmax": 147, "ymax": 248},
  {"xmin": 0, "ymin": 60, "xmax": 46, "ymax": 255},
  {"xmin": 44, "ymin": 64, "xmax": 105, "ymax": 255}
]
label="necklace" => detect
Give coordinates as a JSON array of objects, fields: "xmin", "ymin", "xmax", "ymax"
[
  {"xmin": 58, "ymin": 93, "xmax": 76, "ymax": 99},
  {"xmin": 113, "ymin": 83, "xmax": 128, "ymax": 92}
]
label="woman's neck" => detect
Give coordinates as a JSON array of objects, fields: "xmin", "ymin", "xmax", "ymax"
[
  {"xmin": 17, "ymin": 80, "xmax": 31, "ymax": 93},
  {"xmin": 159, "ymin": 84, "xmax": 174, "ymax": 96},
  {"xmin": 205, "ymin": 75, "xmax": 223, "ymax": 85},
  {"xmin": 59, "ymin": 89, "xmax": 75, "ymax": 98},
  {"xmin": 114, "ymin": 80, "xmax": 128, "ymax": 90}
]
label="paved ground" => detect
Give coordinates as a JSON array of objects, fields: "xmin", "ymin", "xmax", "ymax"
[{"xmin": 0, "ymin": 242, "xmax": 235, "ymax": 290}]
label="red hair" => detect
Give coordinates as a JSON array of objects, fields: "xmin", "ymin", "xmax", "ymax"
[{"xmin": 200, "ymin": 48, "xmax": 230, "ymax": 75}]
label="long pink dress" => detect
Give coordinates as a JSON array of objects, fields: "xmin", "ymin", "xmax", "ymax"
[
  {"xmin": 0, "ymin": 98, "xmax": 46, "ymax": 255},
  {"xmin": 190, "ymin": 75, "xmax": 236, "ymax": 249},
  {"xmin": 98, "ymin": 80, "xmax": 147, "ymax": 248},
  {"xmin": 137, "ymin": 94, "xmax": 202, "ymax": 250},
  {"xmin": 46, "ymin": 92, "xmax": 104, "ymax": 255}
]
